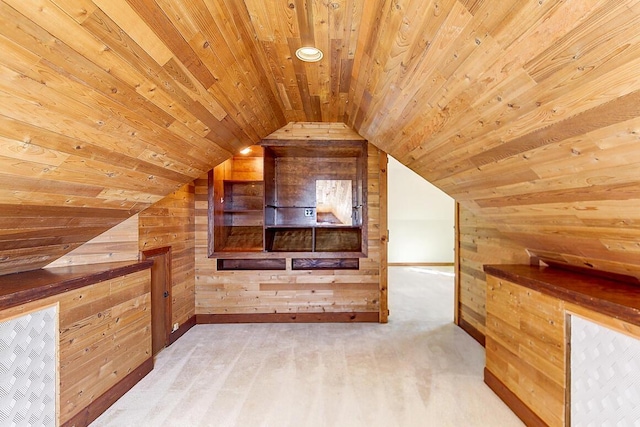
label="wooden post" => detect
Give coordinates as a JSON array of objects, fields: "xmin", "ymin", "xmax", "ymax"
[
  {"xmin": 454, "ymin": 202, "xmax": 460, "ymax": 325},
  {"xmin": 379, "ymin": 151, "xmax": 389, "ymax": 323}
]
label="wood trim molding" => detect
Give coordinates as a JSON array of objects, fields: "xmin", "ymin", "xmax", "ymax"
[
  {"xmin": 62, "ymin": 357, "xmax": 154, "ymax": 427},
  {"xmin": 196, "ymin": 312, "xmax": 380, "ymax": 323},
  {"xmin": 458, "ymin": 318, "xmax": 485, "ymax": 347},
  {"xmin": 484, "ymin": 368, "xmax": 547, "ymax": 427},
  {"xmin": 454, "ymin": 202, "xmax": 461, "ymax": 325},
  {"xmin": 169, "ymin": 315, "xmax": 196, "ymax": 345}
]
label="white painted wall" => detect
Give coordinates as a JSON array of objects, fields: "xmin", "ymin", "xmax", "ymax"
[{"xmin": 388, "ymin": 156, "xmax": 455, "ymax": 263}]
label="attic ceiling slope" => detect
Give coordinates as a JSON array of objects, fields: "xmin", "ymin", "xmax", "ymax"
[
  {"xmin": 343, "ymin": 0, "xmax": 640, "ymax": 276},
  {"xmin": 0, "ymin": 0, "xmax": 289, "ymax": 275},
  {"xmin": 1, "ymin": 0, "xmax": 640, "ymax": 278}
]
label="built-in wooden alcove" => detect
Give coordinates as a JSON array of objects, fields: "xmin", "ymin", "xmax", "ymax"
[
  {"xmin": 209, "ymin": 138, "xmax": 368, "ymax": 267},
  {"xmin": 195, "ymin": 122, "xmax": 388, "ymax": 324}
]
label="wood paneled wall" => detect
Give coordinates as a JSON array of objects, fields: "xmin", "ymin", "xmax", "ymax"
[
  {"xmin": 195, "ymin": 130, "xmax": 385, "ymax": 319},
  {"xmin": 457, "ymin": 206, "xmax": 529, "ymax": 342},
  {"xmin": 139, "ymin": 183, "xmax": 196, "ymax": 327},
  {"xmin": 0, "ymin": 0, "xmax": 285, "ymax": 275},
  {"xmin": 0, "ymin": 269, "xmax": 151, "ymax": 425},
  {"xmin": 486, "ymin": 275, "xmax": 565, "ymax": 426}
]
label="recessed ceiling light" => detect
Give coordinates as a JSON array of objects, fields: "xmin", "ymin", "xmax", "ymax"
[
  {"xmin": 295, "ymin": 47, "xmax": 323, "ymax": 62},
  {"xmin": 240, "ymin": 147, "xmax": 251, "ymax": 155}
]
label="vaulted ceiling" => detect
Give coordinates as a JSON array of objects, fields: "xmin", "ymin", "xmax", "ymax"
[{"xmin": 1, "ymin": 0, "xmax": 639, "ymax": 276}]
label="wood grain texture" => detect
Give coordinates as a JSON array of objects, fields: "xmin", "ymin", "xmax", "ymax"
[
  {"xmin": 45, "ymin": 215, "xmax": 139, "ymax": 268},
  {"xmin": 485, "ymin": 274, "xmax": 566, "ymax": 427},
  {"xmin": 0, "ymin": 0, "xmax": 639, "ymax": 287},
  {"xmin": 456, "ymin": 206, "xmax": 530, "ymax": 340}
]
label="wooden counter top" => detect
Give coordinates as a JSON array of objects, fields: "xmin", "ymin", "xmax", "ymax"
[
  {"xmin": 0, "ymin": 260, "xmax": 154, "ymax": 311},
  {"xmin": 484, "ymin": 264, "xmax": 640, "ymax": 327}
]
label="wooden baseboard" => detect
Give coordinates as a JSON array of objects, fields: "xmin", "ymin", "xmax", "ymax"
[
  {"xmin": 458, "ymin": 318, "xmax": 486, "ymax": 347},
  {"xmin": 196, "ymin": 312, "xmax": 380, "ymax": 323},
  {"xmin": 169, "ymin": 315, "xmax": 196, "ymax": 345},
  {"xmin": 62, "ymin": 357, "xmax": 153, "ymax": 427},
  {"xmin": 484, "ymin": 368, "xmax": 547, "ymax": 427},
  {"xmin": 388, "ymin": 262, "xmax": 454, "ymax": 267}
]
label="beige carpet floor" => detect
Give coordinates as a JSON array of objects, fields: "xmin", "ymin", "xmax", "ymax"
[{"xmin": 92, "ymin": 267, "xmax": 523, "ymax": 426}]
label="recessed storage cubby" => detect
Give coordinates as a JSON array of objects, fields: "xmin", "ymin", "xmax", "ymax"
[{"xmin": 209, "ymin": 140, "xmax": 367, "ymax": 268}]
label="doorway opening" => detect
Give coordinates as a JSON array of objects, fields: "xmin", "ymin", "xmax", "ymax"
[{"xmin": 142, "ymin": 247, "xmax": 172, "ymax": 356}]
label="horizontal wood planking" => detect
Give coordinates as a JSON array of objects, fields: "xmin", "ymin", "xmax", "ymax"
[
  {"xmin": 0, "ymin": 0, "xmax": 639, "ymax": 301},
  {"xmin": 345, "ymin": 0, "xmax": 640, "ymax": 284},
  {"xmin": 0, "ymin": 0, "xmax": 286, "ymax": 274},
  {"xmin": 195, "ymin": 138, "xmax": 383, "ymax": 318},
  {"xmin": 139, "ymin": 183, "xmax": 196, "ymax": 329},
  {"xmin": 0, "ymin": 267, "xmax": 151, "ymax": 425},
  {"xmin": 456, "ymin": 206, "xmax": 529, "ymax": 340},
  {"xmin": 485, "ymin": 275, "xmax": 566, "ymax": 427}
]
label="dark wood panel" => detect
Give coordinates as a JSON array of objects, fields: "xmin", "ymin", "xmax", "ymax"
[{"xmin": 217, "ymin": 258, "xmax": 286, "ymax": 271}]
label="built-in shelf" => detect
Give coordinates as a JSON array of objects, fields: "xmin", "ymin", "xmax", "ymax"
[{"xmin": 209, "ymin": 140, "xmax": 367, "ymax": 269}]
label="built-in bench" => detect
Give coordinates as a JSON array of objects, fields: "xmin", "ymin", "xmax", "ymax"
[
  {"xmin": 483, "ymin": 264, "xmax": 640, "ymax": 427},
  {"xmin": 0, "ymin": 261, "xmax": 153, "ymax": 427}
]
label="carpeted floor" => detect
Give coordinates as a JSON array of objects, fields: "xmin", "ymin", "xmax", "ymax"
[{"xmin": 91, "ymin": 267, "xmax": 523, "ymax": 427}]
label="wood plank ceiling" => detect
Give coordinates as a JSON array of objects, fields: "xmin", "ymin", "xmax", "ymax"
[{"xmin": 1, "ymin": 0, "xmax": 639, "ymax": 276}]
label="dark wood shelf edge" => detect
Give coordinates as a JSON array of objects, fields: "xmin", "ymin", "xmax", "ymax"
[
  {"xmin": 484, "ymin": 368, "xmax": 547, "ymax": 427},
  {"xmin": 0, "ymin": 260, "xmax": 154, "ymax": 311},
  {"xmin": 484, "ymin": 264, "xmax": 640, "ymax": 327}
]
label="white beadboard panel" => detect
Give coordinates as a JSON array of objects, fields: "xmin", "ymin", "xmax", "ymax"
[
  {"xmin": 0, "ymin": 305, "xmax": 57, "ymax": 427},
  {"xmin": 571, "ymin": 315, "xmax": 640, "ymax": 427}
]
